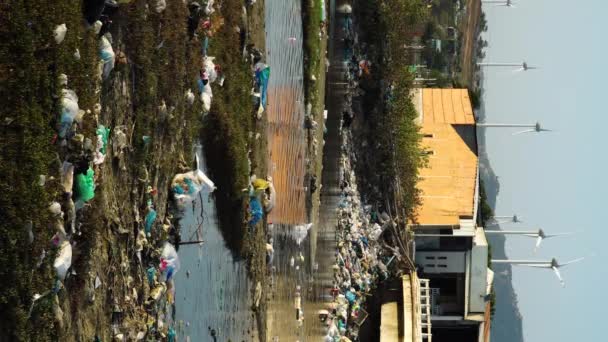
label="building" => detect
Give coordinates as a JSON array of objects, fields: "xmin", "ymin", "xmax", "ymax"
[
  {"xmin": 380, "ymin": 273, "xmax": 432, "ymax": 342},
  {"xmin": 408, "ymin": 88, "xmax": 493, "ymax": 342}
]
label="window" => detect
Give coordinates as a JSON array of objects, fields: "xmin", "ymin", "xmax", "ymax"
[
  {"xmin": 438, "ymin": 256, "xmax": 447, "ymax": 260},
  {"xmin": 425, "ymin": 264, "xmax": 435, "ymax": 268},
  {"xmin": 438, "ymin": 265, "xmax": 447, "ymax": 268},
  {"xmin": 423, "ymin": 133, "xmax": 434, "ymax": 138},
  {"xmin": 423, "ymin": 150, "xmax": 435, "ymax": 156},
  {"xmin": 425, "ymin": 256, "xmax": 436, "ymax": 260}
]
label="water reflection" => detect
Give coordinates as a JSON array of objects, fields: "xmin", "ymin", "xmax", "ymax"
[
  {"xmin": 173, "ymin": 146, "xmax": 257, "ymax": 342},
  {"xmin": 266, "ymin": 0, "xmax": 308, "ymax": 226}
]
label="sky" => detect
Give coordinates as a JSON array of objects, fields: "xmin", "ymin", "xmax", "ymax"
[{"xmin": 480, "ymin": 0, "xmax": 608, "ymax": 341}]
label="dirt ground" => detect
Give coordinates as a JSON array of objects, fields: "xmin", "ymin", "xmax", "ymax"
[{"xmin": 460, "ymin": 0, "xmax": 482, "ymax": 87}]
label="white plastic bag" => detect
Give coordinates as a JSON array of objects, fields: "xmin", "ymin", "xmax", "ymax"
[
  {"xmin": 99, "ymin": 36, "xmax": 115, "ymax": 79},
  {"xmin": 159, "ymin": 242, "xmax": 180, "ymax": 281},
  {"xmin": 152, "ymin": 0, "xmax": 166, "ymax": 13},
  {"xmin": 54, "ymin": 24, "xmax": 67, "ymax": 44},
  {"xmin": 185, "ymin": 89, "xmax": 195, "ymax": 105},
  {"xmin": 53, "ymin": 241, "xmax": 72, "ymax": 280},
  {"xmin": 61, "ymin": 161, "xmax": 74, "ymax": 194}
]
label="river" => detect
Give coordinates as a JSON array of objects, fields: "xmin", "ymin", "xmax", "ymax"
[{"xmin": 173, "ymin": 145, "xmax": 257, "ymax": 342}]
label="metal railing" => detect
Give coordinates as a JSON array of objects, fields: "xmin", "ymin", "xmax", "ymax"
[{"xmin": 418, "ymin": 278, "xmax": 433, "ymax": 342}]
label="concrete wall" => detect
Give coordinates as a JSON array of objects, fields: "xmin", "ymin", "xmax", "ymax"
[{"xmin": 416, "ymin": 251, "xmax": 466, "ymax": 274}]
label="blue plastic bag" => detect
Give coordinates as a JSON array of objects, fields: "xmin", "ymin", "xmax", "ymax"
[
  {"xmin": 144, "ymin": 209, "xmax": 157, "ymax": 235},
  {"xmin": 249, "ymin": 197, "xmax": 263, "ymax": 226}
]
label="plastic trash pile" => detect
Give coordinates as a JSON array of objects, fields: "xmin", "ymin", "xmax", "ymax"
[
  {"xmin": 321, "ymin": 130, "xmax": 391, "ymax": 341},
  {"xmin": 247, "ymin": 175, "xmax": 275, "ymax": 228}
]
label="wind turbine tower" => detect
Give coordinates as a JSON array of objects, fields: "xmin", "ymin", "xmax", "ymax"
[
  {"xmin": 477, "ymin": 61, "xmax": 538, "ymax": 71},
  {"xmin": 477, "ymin": 122, "xmax": 553, "ymax": 135},
  {"xmin": 482, "ymin": 0, "xmax": 516, "ymax": 7},
  {"xmin": 491, "ymin": 257, "xmax": 584, "ymax": 287},
  {"xmin": 485, "ymin": 228, "xmax": 575, "ymax": 252},
  {"xmin": 490, "ymin": 214, "xmax": 523, "ymax": 224}
]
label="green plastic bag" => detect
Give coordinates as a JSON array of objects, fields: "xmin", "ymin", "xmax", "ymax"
[
  {"xmin": 73, "ymin": 167, "xmax": 95, "ymax": 202},
  {"xmin": 96, "ymin": 125, "xmax": 110, "ymax": 154}
]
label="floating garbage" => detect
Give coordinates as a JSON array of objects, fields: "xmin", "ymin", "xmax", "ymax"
[
  {"xmin": 265, "ymin": 180, "xmax": 276, "ymax": 212},
  {"xmin": 254, "ymin": 62, "xmax": 270, "ymax": 112},
  {"xmin": 172, "ymin": 166, "xmax": 215, "ymax": 207},
  {"xmin": 54, "ymin": 24, "xmax": 67, "ymax": 44},
  {"xmin": 292, "ymin": 223, "xmax": 313, "ymax": 245}
]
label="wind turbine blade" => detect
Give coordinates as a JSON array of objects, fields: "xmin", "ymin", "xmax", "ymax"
[
  {"xmin": 559, "ymin": 257, "xmax": 585, "ymax": 267},
  {"xmin": 546, "ymin": 232, "xmax": 576, "ymax": 238},
  {"xmin": 534, "ymin": 236, "xmax": 543, "ymax": 253},
  {"xmin": 517, "ymin": 263, "xmax": 552, "ymax": 268},
  {"xmin": 552, "ymin": 266, "xmax": 565, "ymax": 287},
  {"xmin": 540, "ymin": 128, "xmax": 553, "ymax": 132},
  {"xmin": 512, "ymin": 129, "xmax": 535, "ymax": 135}
]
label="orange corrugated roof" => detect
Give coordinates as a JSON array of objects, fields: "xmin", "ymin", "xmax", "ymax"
[
  {"xmin": 421, "ymin": 88, "xmax": 475, "ymax": 124},
  {"xmin": 415, "ymin": 89, "xmax": 478, "ymax": 226}
]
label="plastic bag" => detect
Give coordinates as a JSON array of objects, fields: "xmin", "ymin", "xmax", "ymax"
[
  {"xmin": 99, "ymin": 36, "xmax": 115, "ymax": 79},
  {"xmin": 54, "ymin": 24, "xmax": 67, "ymax": 44},
  {"xmin": 152, "ymin": 0, "xmax": 166, "ymax": 13},
  {"xmin": 252, "ymin": 178, "xmax": 269, "ymax": 191},
  {"xmin": 202, "ymin": 57, "xmax": 218, "ymax": 83},
  {"xmin": 59, "ymin": 89, "xmax": 80, "ymax": 138},
  {"xmin": 172, "ymin": 170, "xmax": 215, "ymax": 207},
  {"xmin": 159, "ymin": 242, "xmax": 180, "ymax": 282},
  {"xmin": 73, "ymin": 167, "xmax": 95, "ymax": 202},
  {"xmin": 144, "ymin": 208, "xmax": 157, "ymax": 235},
  {"xmin": 185, "ymin": 89, "xmax": 195, "ymax": 105},
  {"xmin": 248, "ymin": 197, "xmax": 263, "ymax": 226},
  {"xmin": 53, "ymin": 241, "xmax": 72, "ymax": 280},
  {"xmin": 265, "ymin": 181, "xmax": 276, "ymax": 212},
  {"xmin": 93, "ymin": 125, "xmax": 110, "ymax": 165}
]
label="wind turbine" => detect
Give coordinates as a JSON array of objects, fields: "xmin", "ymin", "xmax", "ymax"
[
  {"xmin": 482, "ymin": 0, "xmax": 516, "ymax": 7},
  {"xmin": 477, "ymin": 122, "xmax": 553, "ymax": 135},
  {"xmin": 490, "ymin": 214, "xmax": 523, "ymax": 224},
  {"xmin": 477, "ymin": 61, "xmax": 538, "ymax": 71},
  {"xmin": 485, "ymin": 228, "xmax": 575, "ymax": 252},
  {"xmin": 491, "ymin": 257, "xmax": 584, "ymax": 287}
]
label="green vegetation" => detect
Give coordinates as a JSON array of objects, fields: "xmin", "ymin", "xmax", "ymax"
[
  {"xmin": 354, "ymin": 0, "xmax": 429, "ymax": 220},
  {"xmin": 478, "ymin": 179, "xmax": 495, "ymax": 227},
  {"xmin": 202, "ymin": 0, "xmax": 255, "ymax": 252},
  {"xmin": 383, "ymin": 69, "xmax": 428, "ymax": 221},
  {"xmin": 0, "ymin": 0, "xmax": 98, "ymax": 339},
  {"xmin": 302, "ymin": 0, "xmax": 324, "ymax": 117}
]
